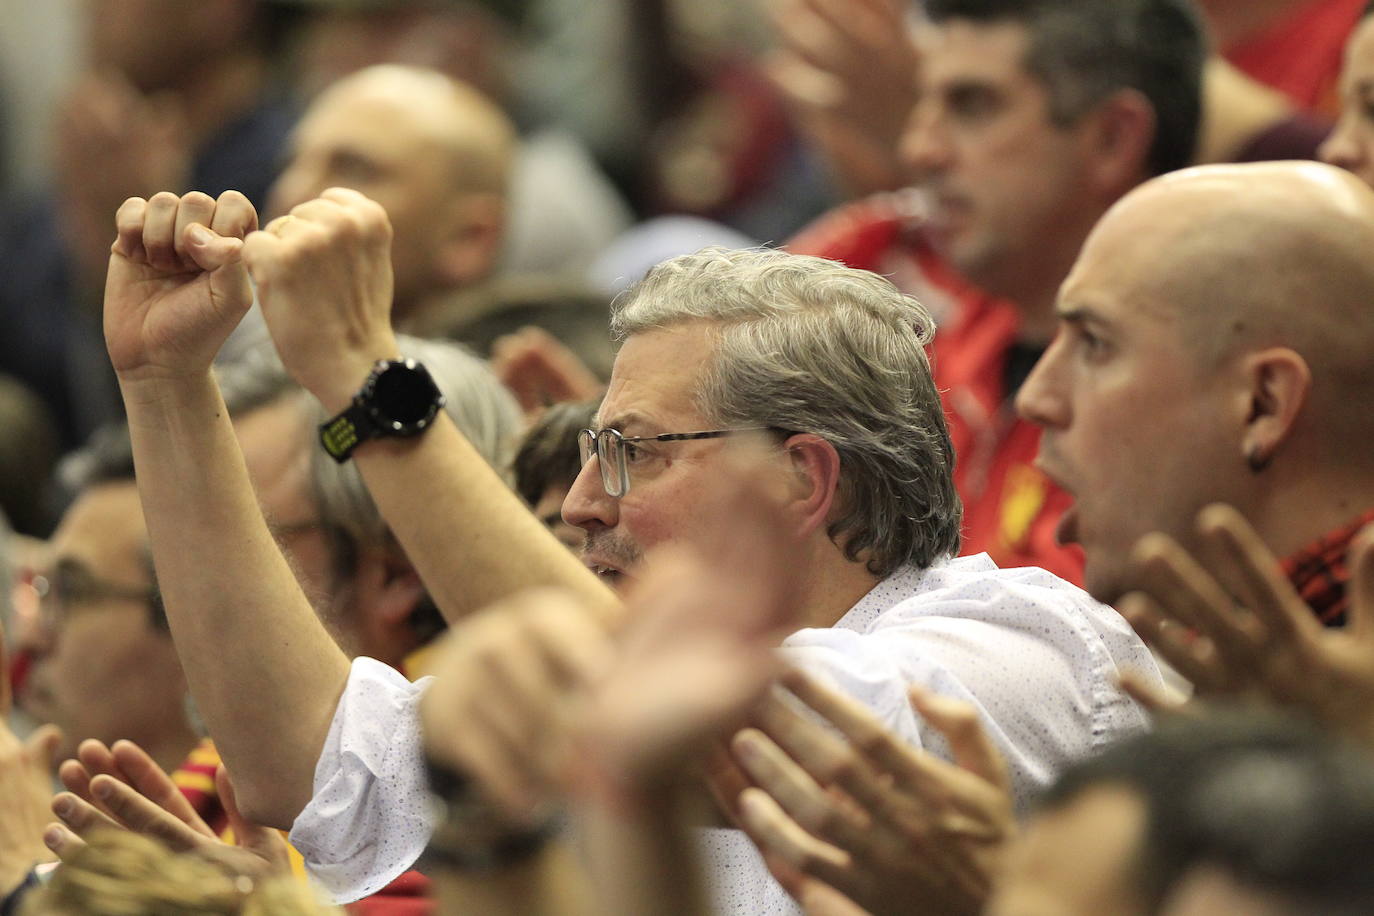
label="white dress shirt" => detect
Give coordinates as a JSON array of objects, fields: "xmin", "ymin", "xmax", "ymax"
[{"xmin": 289, "ymin": 555, "xmax": 1161, "ymax": 906}]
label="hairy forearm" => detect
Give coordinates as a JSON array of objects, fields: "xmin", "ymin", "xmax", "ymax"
[
  {"xmin": 121, "ymin": 371, "xmax": 352, "ymax": 828},
  {"xmin": 352, "ymin": 416, "xmax": 620, "ymax": 626}
]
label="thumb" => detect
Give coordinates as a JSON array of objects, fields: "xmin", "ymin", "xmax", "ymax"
[
  {"xmin": 216, "ymin": 766, "xmax": 270, "ymax": 846},
  {"xmin": 24, "ymin": 725, "xmax": 64, "ymax": 769},
  {"xmin": 799, "ymin": 881, "xmax": 871, "ymax": 916},
  {"xmin": 183, "ymin": 223, "xmax": 244, "ymax": 273}
]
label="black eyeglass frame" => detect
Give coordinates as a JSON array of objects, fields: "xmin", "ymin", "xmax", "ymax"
[
  {"xmin": 30, "ymin": 560, "xmax": 165, "ymax": 633},
  {"xmin": 577, "ymin": 426, "xmax": 784, "ymax": 497}
]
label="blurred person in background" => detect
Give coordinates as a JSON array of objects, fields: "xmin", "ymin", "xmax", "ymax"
[
  {"xmin": 275, "ymin": 0, "xmax": 634, "ymax": 279},
  {"xmin": 790, "ymin": 0, "xmax": 1205, "ymax": 584},
  {"xmin": 9, "ymin": 430, "xmax": 223, "ymax": 835},
  {"xmin": 511, "ymin": 399, "xmax": 597, "ymax": 551},
  {"xmin": 219, "ymin": 61, "xmax": 618, "ymax": 412},
  {"xmin": 218, "ymin": 336, "xmax": 523, "ymax": 671},
  {"xmin": 1198, "ymin": 0, "xmax": 1367, "ymax": 120},
  {"xmin": 0, "ymin": 0, "xmax": 305, "ymax": 455},
  {"xmin": 1319, "ymin": 1, "xmax": 1374, "ymax": 187},
  {"xmin": 262, "ymin": 64, "xmax": 514, "ymax": 329}
]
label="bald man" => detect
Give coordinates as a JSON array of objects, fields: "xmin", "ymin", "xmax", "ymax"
[
  {"xmin": 731, "ymin": 163, "xmax": 1374, "ymax": 909},
  {"xmin": 268, "ymin": 64, "xmax": 515, "ymax": 325},
  {"xmin": 1017, "ymin": 160, "xmax": 1374, "ymax": 623}
]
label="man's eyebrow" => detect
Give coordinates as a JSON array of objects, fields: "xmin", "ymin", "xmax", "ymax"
[
  {"xmin": 51, "ymin": 555, "xmax": 96, "ymax": 584},
  {"xmin": 1055, "ymin": 304, "xmax": 1101, "ymax": 325},
  {"xmin": 943, "ymin": 77, "xmax": 999, "ymax": 97},
  {"xmin": 53, "ymin": 555, "xmax": 87, "ymax": 574},
  {"xmin": 595, "ymin": 411, "xmax": 649, "ymax": 433}
]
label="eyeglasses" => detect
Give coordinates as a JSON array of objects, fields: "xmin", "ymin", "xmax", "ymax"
[
  {"xmin": 577, "ymin": 426, "xmax": 778, "ymax": 497},
  {"xmin": 29, "ymin": 560, "xmax": 163, "ymax": 633}
]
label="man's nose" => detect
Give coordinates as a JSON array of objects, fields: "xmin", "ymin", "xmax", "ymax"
[
  {"xmin": 900, "ymin": 105, "xmax": 954, "ymax": 181},
  {"xmin": 1318, "ymin": 118, "xmax": 1365, "ymax": 174},
  {"xmin": 7, "ymin": 575, "xmax": 54, "ymax": 696},
  {"xmin": 1015, "ymin": 357, "xmax": 1067, "ymax": 430},
  {"xmin": 561, "ymin": 457, "xmax": 620, "ymax": 534}
]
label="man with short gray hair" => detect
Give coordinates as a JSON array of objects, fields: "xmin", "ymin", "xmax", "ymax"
[{"xmin": 559, "ymin": 247, "xmax": 1160, "ymax": 910}]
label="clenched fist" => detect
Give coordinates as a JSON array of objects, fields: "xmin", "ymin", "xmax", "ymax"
[
  {"xmin": 243, "ymin": 187, "xmax": 401, "ymax": 413},
  {"xmin": 103, "ymin": 190, "xmax": 257, "ymax": 384}
]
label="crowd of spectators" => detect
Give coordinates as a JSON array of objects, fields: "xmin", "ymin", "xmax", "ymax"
[{"xmin": 2, "ymin": 0, "xmax": 1374, "ymax": 914}]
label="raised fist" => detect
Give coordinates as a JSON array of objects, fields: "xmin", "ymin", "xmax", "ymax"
[
  {"xmin": 243, "ymin": 187, "xmax": 400, "ymax": 413},
  {"xmin": 103, "ymin": 190, "xmax": 257, "ymax": 383}
]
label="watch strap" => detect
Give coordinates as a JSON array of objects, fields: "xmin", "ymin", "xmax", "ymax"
[
  {"xmin": 421, "ymin": 752, "xmax": 562, "ymax": 871},
  {"xmin": 319, "ymin": 403, "xmax": 376, "ymax": 464}
]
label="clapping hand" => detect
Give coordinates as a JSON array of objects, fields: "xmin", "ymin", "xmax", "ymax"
[
  {"xmin": 733, "ymin": 672, "xmax": 1014, "ymax": 916},
  {"xmin": 44, "ymin": 739, "xmax": 290, "ymax": 880},
  {"xmin": 1119, "ymin": 504, "xmax": 1374, "ymax": 749}
]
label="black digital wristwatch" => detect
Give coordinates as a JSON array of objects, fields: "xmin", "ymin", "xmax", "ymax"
[{"xmin": 319, "ymin": 358, "xmax": 446, "ymax": 463}]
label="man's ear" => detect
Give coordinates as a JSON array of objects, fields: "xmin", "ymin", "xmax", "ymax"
[
  {"xmin": 782, "ymin": 434, "xmax": 843, "ymax": 538},
  {"xmin": 433, "ymin": 192, "xmax": 506, "ymax": 288},
  {"xmin": 1240, "ymin": 347, "xmax": 1311, "ymax": 471},
  {"xmin": 354, "ymin": 546, "xmax": 428, "ymax": 627},
  {"xmin": 1080, "ymin": 88, "xmax": 1156, "ymax": 196}
]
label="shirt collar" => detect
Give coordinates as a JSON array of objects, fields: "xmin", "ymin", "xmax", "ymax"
[{"xmin": 830, "ymin": 555, "xmax": 988, "ymax": 633}]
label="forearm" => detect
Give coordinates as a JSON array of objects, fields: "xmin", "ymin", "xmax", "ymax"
[
  {"xmin": 577, "ymin": 791, "xmax": 712, "ymax": 916},
  {"xmin": 352, "ymin": 415, "xmax": 619, "ymax": 625},
  {"xmin": 121, "ymin": 371, "xmax": 351, "ymax": 827},
  {"xmin": 431, "ymin": 840, "xmax": 594, "ymax": 916},
  {"xmin": 245, "ymin": 183, "xmax": 616, "ymax": 628}
]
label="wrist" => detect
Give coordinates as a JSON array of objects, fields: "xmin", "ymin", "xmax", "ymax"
[
  {"xmin": 117, "ymin": 366, "xmax": 220, "ymax": 413},
  {"xmin": 0, "ymin": 864, "xmax": 39, "ymax": 909},
  {"xmin": 302, "ymin": 340, "xmax": 401, "ymax": 415},
  {"xmin": 318, "ymin": 357, "xmax": 445, "ymax": 463},
  {"xmin": 422, "ymin": 749, "xmax": 562, "ymax": 872}
]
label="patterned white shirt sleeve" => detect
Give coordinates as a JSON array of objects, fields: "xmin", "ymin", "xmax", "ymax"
[{"xmin": 288, "ymin": 657, "xmax": 438, "ymax": 902}]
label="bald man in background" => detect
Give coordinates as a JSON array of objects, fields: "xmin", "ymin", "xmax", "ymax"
[
  {"xmin": 219, "ymin": 64, "xmax": 518, "ymax": 365},
  {"xmin": 1018, "ymin": 160, "xmax": 1374, "ymax": 622},
  {"xmin": 268, "ymin": 64, "xmax": 514, "ymax": 326},
  {"xmin": 221, "ymin": 62, "xmax": 617, "ymax": 387}
]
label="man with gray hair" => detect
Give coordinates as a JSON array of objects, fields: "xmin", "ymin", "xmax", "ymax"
[
  {"xmin": 101, "ymin": 188, "xmax": 1160, "ymax": 911},
  {"xmin": 554, "ymin": 248, "xmax": 1161, "ymax": 910}
]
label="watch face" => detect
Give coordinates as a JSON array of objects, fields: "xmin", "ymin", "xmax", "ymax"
[{"xmin": 369, "ymin": 361, "xmax": 442, "ymax": 432}]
